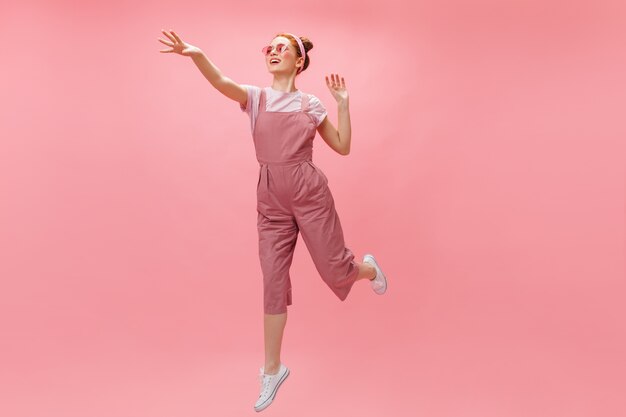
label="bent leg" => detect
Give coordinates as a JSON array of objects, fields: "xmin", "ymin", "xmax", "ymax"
[{"xmin": 295, "ymin": 186, "xmax": 359, "ymax": 301}]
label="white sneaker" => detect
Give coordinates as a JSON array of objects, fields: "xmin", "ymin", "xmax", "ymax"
[
  {"xmin": 363, "ymin": 254, "xmax": 387, "ymax": 295},
  {"xmin": 254, "ymin": 363, "xmax": 290, "ymax": 412}
]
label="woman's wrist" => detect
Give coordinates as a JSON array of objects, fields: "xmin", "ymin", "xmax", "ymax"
[{"xmin": 187, "ymin": 46, "xmax": 203, "ymax": 57}]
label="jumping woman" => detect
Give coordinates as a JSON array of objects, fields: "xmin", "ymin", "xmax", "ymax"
[{"xmin": 157, "ymin": 29, "xmax": 388, "ymax": 412}]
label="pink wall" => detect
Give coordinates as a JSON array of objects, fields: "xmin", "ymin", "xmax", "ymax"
[{"xmin": 1, "ymin": 1, "xmax": 624, "ymax": 416}]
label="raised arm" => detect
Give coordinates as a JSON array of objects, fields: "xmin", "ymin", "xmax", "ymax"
[
  {"xmin": 157, "ymin": 29, "xmax": 247, "ymax": 107},
  {"xmin": 317, "ymin": 74, "xmax": 351, "ymax": 156}
]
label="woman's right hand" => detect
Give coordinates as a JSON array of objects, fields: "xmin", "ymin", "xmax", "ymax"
[{"xmin": 157, "ymin": 29, "xmax": 200, "ymax": 56}]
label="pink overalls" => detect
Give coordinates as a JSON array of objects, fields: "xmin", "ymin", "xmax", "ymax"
[{"xmin": 253, "ymin": 88, "xmax": 359, "ymax": 314}]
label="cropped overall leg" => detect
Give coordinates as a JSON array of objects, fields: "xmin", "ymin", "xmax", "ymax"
[
  {"xmin": 292, "ymin": 160, "xmax": 359, "ymax": 301},
  {"xmin": 257, "ymin": 212, "xmax": 298, "ymax": 314},
  {"xmin": 257, "ymin": 165, "xmax": 299, "ymax": 315}
]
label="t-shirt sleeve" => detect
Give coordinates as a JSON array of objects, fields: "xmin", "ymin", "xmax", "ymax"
[
  {"xmin": 239, "ymin": 84, "xmax": 261, "ymax": 114},
  {"xmin": 307, "ymin": 94, "xmax": 328, "ymax": 127}
]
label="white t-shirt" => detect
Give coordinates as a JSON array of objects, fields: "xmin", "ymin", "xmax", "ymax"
[{"xmin": 239, "ymin": 85, "xmax": 328, "ymax": 134}]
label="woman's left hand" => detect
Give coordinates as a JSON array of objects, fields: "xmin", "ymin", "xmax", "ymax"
[{"xmin": 325, "ymin": 73, "xmax": 349, "ymax": 104}]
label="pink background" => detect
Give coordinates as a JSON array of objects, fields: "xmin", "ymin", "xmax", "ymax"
[{"xmin": 1, "ymin": 1, "xmax": 624, "ymax": 416}]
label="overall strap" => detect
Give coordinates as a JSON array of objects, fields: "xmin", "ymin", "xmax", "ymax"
[{"xmin": 300, "ymin": 93, "xmax": 310, "ymax": 112}]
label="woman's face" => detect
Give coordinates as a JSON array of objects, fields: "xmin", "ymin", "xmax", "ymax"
[{"xmin": 265, "ymin": 36, "xmax": 303, "ymax": 75}]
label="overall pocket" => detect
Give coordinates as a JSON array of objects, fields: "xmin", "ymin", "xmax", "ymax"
[
  {"xmin": 256, "ymin": 165, "xmax": 269, "ymax": 199},
  {"xmin": 306, "ymin": 160, "xmax": 328, "ymax": 185}
]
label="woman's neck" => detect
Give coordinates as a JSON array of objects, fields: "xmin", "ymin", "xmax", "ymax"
[{"xmin": 271, "ymin": 78, "xmax": 298, "ymax": 93}]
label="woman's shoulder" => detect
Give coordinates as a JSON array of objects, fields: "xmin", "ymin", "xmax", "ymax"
[
  {"xmin": 239, "ymin": 84, "xmax": 263, "ymax": 113},
  {"xmin": 240, "ymin": 84, "xmax": 263, "ymax": 93},
  {"xmin": 306, "ymin": 93, "xmax": 326, "ymax": 111},
  {"xmin": 306, "ymin": 92, "xmax": 322, "ymax": 103}
]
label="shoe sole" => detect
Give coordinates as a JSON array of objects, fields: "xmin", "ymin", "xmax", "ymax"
[
  {"xmin": 364, "ymin": 254, "xmax": 387, "ymax": 294},
  {"xmin": 254, "ymin": 368, "xmax": 290, "ymax": 412}
]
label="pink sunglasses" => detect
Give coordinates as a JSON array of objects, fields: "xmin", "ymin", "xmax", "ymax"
[{"xmin": 261, "ymin": 43, "xmax": 290, "ymax": 56}]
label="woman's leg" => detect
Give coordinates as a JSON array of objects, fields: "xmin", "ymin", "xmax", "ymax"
[
  {"xmin": 355, "ymin": 261, "xmax": 377, "ymax": 281},
  {"xmin": 263, "ymin": 262, "xmax": 374, "ymax": 375},
  {"xmin": 263, "ymin": 312, "xmax": 287, "ymax": 375},
  {"xmin": 262, "ymin": 262, "xmax": 374, "ymax": 374}
]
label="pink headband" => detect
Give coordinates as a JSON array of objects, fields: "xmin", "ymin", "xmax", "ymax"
[{"xmin": 284, "ymin": 33, "xmax": 306, "ymax": 74}]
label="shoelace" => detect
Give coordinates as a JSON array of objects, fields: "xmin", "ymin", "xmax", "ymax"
[{"xmin": 258, "ymin": 371, "xmax": 272, "ymax": 396}]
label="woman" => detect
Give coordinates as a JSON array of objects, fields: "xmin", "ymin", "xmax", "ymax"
[{"xmin": 157, "ymin": 29, "xmax": 388, "ymax": 412}]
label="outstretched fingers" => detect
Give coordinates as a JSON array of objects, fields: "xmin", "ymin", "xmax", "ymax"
[
  {"xmin": 325, "ymin": 73, "xmax": 346, "ymax": 90},
  {"xmin": 339, "ymin": 75, "xmax": 346, "ymax": 89},
  {"xmin": 170, "ymin": 30, "xmax": 183, "ymax": 44},
  {"xmin": 158, "ymin": 37, "xmax": 174, "ymax": 47},
  {"xmin": 161, "ymin": 29, "xmax": 176, "ymax": 43},
  {"xmin": 157, "ymin": 29, "xmax": 175, "ymax": 53},
  {"xmin": 326, "ymin": 74, "xmax": 337, "ymax": 88}
]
